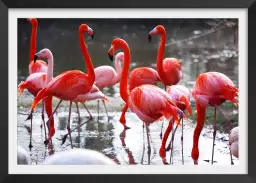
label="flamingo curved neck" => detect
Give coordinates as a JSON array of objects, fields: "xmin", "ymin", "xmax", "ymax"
[
  {"xmin": 79, "ymin": 33, "xmax": 95, "ymax": 87},
  {"xmin": 114, "ymin": 56, "xmax": 123, "ymax": 83},
  {"xmin": 30, "ymin": 26, "xmax": 37, "ymax": 63},
  {"xmin": 156, "ymin": 31, "xmax": 167, "ymax": 84},
  {"xmin": 46, "ymin": 51, "xmax": 54, "ymax": 84},
  {"xmin": 120, "ymin": 44, "xmax": 131, "ymax": 103}
]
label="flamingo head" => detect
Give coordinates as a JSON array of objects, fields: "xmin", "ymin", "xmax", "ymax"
[
  {"xmin": 148, "ymin": 25, "xmax": 166, "ymax": 42},
  {"xmin": 27, "ymin": 18, "xmax": 38, "ymax": 27},
  {"xmin": 108, "ymin": 38, "xmax": 129, "ymax": 62},
  {"xmin": 34, "ymin": 48, "xmax": 52, "ymax": 63},
  {"xmin": 79, "ymin": 24, "xmax": 94, "ymax": 40}
]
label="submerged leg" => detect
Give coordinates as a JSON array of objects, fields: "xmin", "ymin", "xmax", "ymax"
[
  {"xmin": 170, "ymin": 122, "xmax": 179, "ymax": 164},
  {"xmin": 120, "ymin": 103, "xmax": 130, "ymax": 129},
  {"xmin": 67, "ymin": 101, "xmax": 73, "ymax": 149},
  {"xmin": 102, "ymin": 100, "xmax": 110, "ymax": 122},
  {"xmin": 145, "ymin": 123, "xmax": 151, "ymax": 165},
  {"xmin": 41, "ymin": 100, "xmax": 47, "ymax": 145},
  {"xmin": 76, "ymin": 102, "xmax": 81, "ymax": 148},
  {"xmin": 28, "ymin": 114, "xmax": 33, "ymax": 151},
  {"xmin": 43, "ymin": 99, "xmax": 63, "ymax": 145},
  {"xmin": 160, "ymin": 121, "xmax": 164, "ymax": 140},
  {"xmin": 211, "ymin": 107, "xmax": 217, "ymax": 164},
  {"xmin": 160, "ymin": 118, "xmax": 174, "ymax": 165},
  {"xmin": 181, "ymin": 117, "xmax": 184, "ymax": 165},
  {"xmin": 82, "ymin": 102, "xmax": 93, "ymax": 120}
]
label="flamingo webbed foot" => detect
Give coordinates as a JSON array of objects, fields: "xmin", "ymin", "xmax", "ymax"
[
  {"xmin": 28, "ymin": 143, "xmax": 33, "ymax": 151},
  {"xmin": 44, "ymin": 139, "xmax": 49, "ymax": 146},
  {"xmin": 61, "ymin": 134, "xmax": 68, "ymax": 146}
]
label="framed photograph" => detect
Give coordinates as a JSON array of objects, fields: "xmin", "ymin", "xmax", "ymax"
[{"xmin": 0, "ymin": 0, "xmax": 254, "ymax": 182}]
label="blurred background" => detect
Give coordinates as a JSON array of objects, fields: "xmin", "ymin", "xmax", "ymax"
[{"xmin": 17, "ymin": 18, "xmax": 239, "ymax": 165}]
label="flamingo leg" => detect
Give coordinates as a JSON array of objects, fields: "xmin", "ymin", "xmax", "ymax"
[
  {"xmin": 28, "ymin": 114, "xmax": 33, "ymax": 151},
  {"xmin": 82, "ymin": 102, "xmax": 93, "ymax": 120},
  {"xmin": 67, "ymin": 101, "xmax": 73, "ymax": 149},
  {"xmin": 41, "ymin": 100, "xmax": 47, "ymax": 145},
  {"xmin": 75, "ymin": 103, "xmax": 81, "ymax": 132},
  {"xmin": 170, "ymin": 122, "xmax": 179, "ymax": 164},
  {"xmin": 102, "ymin": 100, "xmax": 110, "ymax": 122},
  {"xmin": 211, "ymin": 107, "xmax": 217, "ymax": 164},
  {"xmin": 181, "ymin": 117, "xmax": 184, "ymax": 165},
  {"xmin": 97, "ymin": 100, "xmax": 100, "ymax": 122},
  {"xmin": 216, "ymin": 107, "xmax": 234, "ymax": 165},
  {"xmin": 75, "ymin": 102, "xmax": 81, "ymax": 148},
  {"xmin": 141, "ymin": 123, "xmax": 145, "ymax": 164},
  {"xmin": 43, "ymin": 99, "xmax": 63, "ymax": 145},
  {"xmin": 145, "ymin": 122, "xmax": 151, "ymax": 165}
]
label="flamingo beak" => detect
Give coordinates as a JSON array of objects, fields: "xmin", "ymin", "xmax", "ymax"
[
  {"xmin": 108, "ymin": 53, "xmax": 113, "ymax": 62},
  {"xmin": 88, "ymin": 27, "xmax": 94, "ymax": 40},
  {"xmin": 34, "ymin": 55, "xmax": 38, "ymax": 63},
  {"xmin": 194, "ymin": 160, "xmax": 198, "ymax": 165},
  {"xmin": 148, "ymin": 34, "xmax": 152, "ymax": 42}
]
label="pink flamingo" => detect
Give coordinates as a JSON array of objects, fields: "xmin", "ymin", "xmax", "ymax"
[
  {"xmin": 148, "ymin": 25, "xmax": 183, "ymax": 138},
  {"xmin": 93, "ymin": 52, "xmax": 124, "ymax": 121},
  {"xmin": 18, "ymin": 48, "xmax": 55, "ymax": 150},
  {"xmin": 160, "ymin": 85, "xmax": 192, "ymax": 164},
  {"xmin": 229, "ymin": 126, "xmax": 238, "ymax": 159},
  {"xmin": 108, "ymin": 38, "xmax": 184, "ymax": 164},
  {"xmin": 191, "ymin": 72, "xmax": 238, "ymax": 165},
  {"xmin": 60, "ymin": 84, "xmax": 109, "ymax": 145},
  {"xmin": 28, "ymin": 24, "xmax": 96, "ymax": 150}
]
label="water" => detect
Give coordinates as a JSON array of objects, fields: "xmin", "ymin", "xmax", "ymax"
[{"xmin": 17, "ymin": 18, "xmax": 239, "ymax": 165}]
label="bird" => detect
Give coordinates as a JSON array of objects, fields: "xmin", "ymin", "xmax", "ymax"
[
  {"xmin": 119, "ymin": 66, "xmax": 160, "ymax": 129},
  {"xmin": 229, "ymin": 126, "xmax": 238, "ymax": 159},
  {"xmin": 28, "ymin": 24, "xmax": 96, "ymax": 150},
  {"xmin": 108, "ymin": 38, "xmax": 184, "ymax": 165},
  {"xmin": 93, "ymin": 52, "xmax": 124, "ymax": 121},
  {"xmin": 42, "ymin": 149, "xmax": 117, "ymax": 165},
  {"xmin": 60, "ymin": 84, "xmax": 109, "ymax": 145},
  {"xmin": 27, "ymin": 18, "xmax": 48, "ymax": 74},
  {"xmin": 148, "ymin": 25, "xmax": 183, "ymax": 138},
  {"xmin": 191, "ymin": 71, "xmax": 238, "ymax": 165},
  {"xmin": 17, "ymin": 146, "xmax": 30, "ymax": 165},
  {"xmin": 18, "ymin": 48, "xmax": 55, "ymax": 150},
  {"xmin": 160, "ymin": 85, "xmax": 192, "ymax": 164}
]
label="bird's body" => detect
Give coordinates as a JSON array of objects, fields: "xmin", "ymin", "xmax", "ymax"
[
  {"xmin": 119, "ymin": 67, "xmax": 160, "ymax": 128},
  {"xmin": 18, "ymin": 72, "xmax": 47, "ymax": 97},
  {"xmin": 73, "ymin": 84, "xmax": 107, "ymax": 103},
  {"xmin": 91, "ymin": 52, "xmax": 123, "ymax": 120},
  {"xmin": 108, "ymin": 38, "xmax": 183, "ymax": 164},
  {"xmin": 229, "ymin": 126, "xmax": 238, "ymax": 158},
  {"xmin": 17, "ymin": 146, "xmax": 30, "ymax": 165},
  {"xmin": 191, "ymin": 71, "xmax": 238, "ymax": 165},
  {"xmin": 42, "ymin": 149, "xmax": 117, "ymax": 165}
]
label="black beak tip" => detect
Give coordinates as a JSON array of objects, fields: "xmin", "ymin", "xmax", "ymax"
[
  {"xmin": 148, "ymin": 34, "xmax": 152, "ymax": 42},
  {"xmin": 33, "ymin": 55, "xmax": 38, "ymax": 63},
  {"xmin": 108, "ymin": 53, "xmax": 113, "ymax": 62},
  {"xmin": 91, "ymin": 33, "xmax": 94, "ymax": 40}
]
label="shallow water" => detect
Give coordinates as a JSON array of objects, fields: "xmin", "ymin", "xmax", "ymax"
[{"xmin": 17, "ymin": 19, "xmax": 239, "ymax": 165}]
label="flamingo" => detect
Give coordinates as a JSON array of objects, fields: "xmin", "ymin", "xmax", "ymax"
[
  {"xmin": 18, "ymin": 48, "xmax": 55, "ymax": 150},
  {"xmin": 191, "ymin": 71, "xmax": 238, "ymax": 165},
  {"xmin": 42, "ymin": 149, "xmax": 117, "ymax": 165},
  {"xmin": 148, "ymin": 25, "xmax": 183, "ymax": 139},
  {"xmin": 28, "ymin": 24, "xmax": 96, "ymax": 150},
  {"xmin": 160, "ymin": 85, "xmax": 192, "ymax": 164},
  {"xmin": 17, "ymin": 146, "xmax": 30, "ymax": 165},
  {"xmin": 93, "ymin": 52, "xmax": 124, "ymax": 121},
  {"xmin": 119, "ymin": 67, "xmax": 160, "ymax": 129},
  {"xmin": 27, "ymin": 18, "xmax": 48, "ymax": 74},
  {"xmin": 229, "ymin": 126, "xmax": 238, "ymax": 159},
  {"xmin": 60, "ymin": 84, "xmax": 109, "ymax": 145},
  {"xmin": 108, "ymin": 38, "xmax": 184, "ymax": 164}
]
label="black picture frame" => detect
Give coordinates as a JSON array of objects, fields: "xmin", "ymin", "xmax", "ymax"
[{"xmin": 0, "ymin": 0, "xmax": 255, "ymax": 182}]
